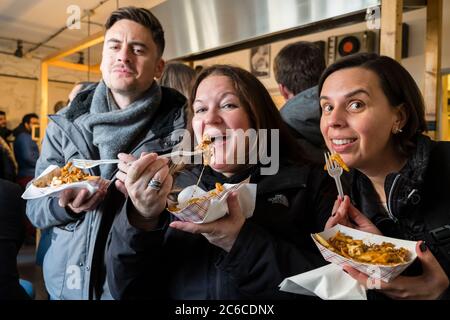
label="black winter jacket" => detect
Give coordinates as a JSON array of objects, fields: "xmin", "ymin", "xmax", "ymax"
[
  {"xmin": 107, "ymin": 163, "xmax": 337, "ymax": 299},
  {"xmin": 350, "ymin": 135, "xmax": 450, "ymax": 299}
]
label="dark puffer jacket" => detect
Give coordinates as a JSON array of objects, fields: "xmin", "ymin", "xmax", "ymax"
[
  {"xmin": 107, "ymin": 163, "xmax": 337, "ymax": 300},
  {"xmin": 350, "ymin": 135, "xmax": 450, "ymax": 299}
]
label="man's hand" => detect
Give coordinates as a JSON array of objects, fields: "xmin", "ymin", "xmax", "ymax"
[{"xmin": 58, "ymin": 187, "xmax": 107, "ymax": 214}]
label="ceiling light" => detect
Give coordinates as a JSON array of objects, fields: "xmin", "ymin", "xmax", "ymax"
[{"xmin": 14, "ymin": 40, "xmax": 23, "ymax": 58}]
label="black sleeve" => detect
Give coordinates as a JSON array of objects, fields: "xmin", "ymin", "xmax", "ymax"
[
  {"xmin": 216, "ymin": 221, "xmax": 327, "ymax": 299},
  {"xmin": 106, "ymin": 200, "xmax": 169, "ymax": 300},
  {"xmin": 0, "ymin": 180, "xmax": 29, "ymax": 300}
]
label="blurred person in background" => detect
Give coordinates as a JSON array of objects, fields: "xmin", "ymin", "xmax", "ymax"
[
  {"xmin": 0, "ymin": 178, "xmax": 30, "ymax": 300},
  {"xmin": 13, "ymin": 113, "xmax": 39, "ymax": 189},
  {"xmin": 0, "ymin": 110, "xmax": 13, "ymax": 141},
  {"xmin": 159, "ymin": 61, "xmax": 195, "ymax": 98},
  {"xmin": 274, "ymin": 41, "xmax": 327, "ymax": 163}
]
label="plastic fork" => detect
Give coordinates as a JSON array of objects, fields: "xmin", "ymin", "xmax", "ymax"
[
  {"xmin": 72, "ymin": 150, "xmax": 203, "ymax": 169},
  {"xmin": 324, "ymin": 151, "xmax": 344, "ymax": 198}
]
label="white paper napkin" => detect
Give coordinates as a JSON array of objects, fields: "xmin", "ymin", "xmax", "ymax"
[{"xmin": 279, "ymin": 264, "xmax": 367, "ymax": 300}]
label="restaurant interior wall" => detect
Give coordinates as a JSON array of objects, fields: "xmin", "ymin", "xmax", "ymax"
[
  {"xmin": 193, "ymin": 6, "xmax": 450, "ymax": 112},
  {"xmin": 0, "ymin": 52, "xmax": 100, "ymax": 129}
]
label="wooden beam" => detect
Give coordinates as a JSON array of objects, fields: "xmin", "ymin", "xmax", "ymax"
[
  {"xmin": 40, "ymin": 62, "xmax": 49, "ymax": 142},
  {"xmin": 440, "ymin": 75, "xmax": 449, "ymax": 141},
  {"xmin": 424, "ymin": 0, "xmax": 443, "ymax": 126},
  {"xmin": 43, "ymin": 31, "xmax": 104, "ymax": 63},
  {"xmin": 380, "ymin": 0, "xmax": 403, "ymax": 60},
  {"xmin": 48, "ymin": 60, "xmax": 101, "ymax": 73}
]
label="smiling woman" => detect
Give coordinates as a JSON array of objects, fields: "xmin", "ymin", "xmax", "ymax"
[
  {"xmin": 320, "ymin": 53, "xmax": 450, "ymax": 300},
  {"xmin": 106, "ymin": 64, "xmax": 338, "ymax": 300}
]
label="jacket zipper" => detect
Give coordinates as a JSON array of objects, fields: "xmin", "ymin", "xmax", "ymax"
[{"xmin": 387, "ymin": 174, "xmax": 400, "ymax": 223}]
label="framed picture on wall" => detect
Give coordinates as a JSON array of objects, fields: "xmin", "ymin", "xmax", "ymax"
[{"xmin": 250, "ymin": 44, "xmax": 270, "ymax": 78}]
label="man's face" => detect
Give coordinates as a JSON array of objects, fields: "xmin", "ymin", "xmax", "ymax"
[
  {"xmin": 100, "ymin": 19, "xmax": 164, "ymax": 100},
  {"xmin": 0, "ymin": 115, "xmax": 6, "ymax": 128},
  {"xmin": 25, "ymin": 117, "xmax": 39, "ymax": 133}
]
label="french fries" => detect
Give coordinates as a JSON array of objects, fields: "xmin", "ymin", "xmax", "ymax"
[
  {"xmin": 169, "ymin": 182, "xmax": 225, "ymax": 212},
  {"xmin": 324, "ymin": 153, "xmax": 350, "ymax": 172},
  {"xmin": 196, "ymin": 133, "xmax": 213, "ymax": 166},
  {"xmin": 313, "ymin": 231, "xmax": 410, "ymax": 266},
  {"xmin": 33, "ymin": 162, "xmax": 97, "ymax": 188}
]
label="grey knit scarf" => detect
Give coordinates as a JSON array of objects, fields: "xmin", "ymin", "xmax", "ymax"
[{"xmin": 83, "ymin": 80, "xmax": 162, "ymax": 178}]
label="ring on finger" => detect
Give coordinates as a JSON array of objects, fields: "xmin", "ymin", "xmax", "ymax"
[{"xmin": 148, "ymin": 178, "xmax": 162, "ymax": 191}]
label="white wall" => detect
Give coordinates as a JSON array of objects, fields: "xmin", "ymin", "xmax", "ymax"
[{"xmin": 0, "ymin": 53, "xmax": 100, "ymax": 129}]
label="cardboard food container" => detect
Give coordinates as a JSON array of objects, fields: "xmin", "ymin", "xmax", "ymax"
[
  {"xmin": 167, "ymin": 179, "xmax": 256, "ymax": 224},
  {"xmin": 311, "ymin": 224, "xmax": 417, "ymax": 282},
  {"xmin": 22, "ymin": 165, "xmax": 108, "ymax": 200}
]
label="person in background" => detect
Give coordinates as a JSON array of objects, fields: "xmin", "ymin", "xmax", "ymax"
[
  {"xmin": 0, "ymin": 110, "xmax": 12, "ymax": 141},
  {"xmin": 321, "ymin": 53, "xmax": 450, "ymax": 300},
  {"xmin": 274, "ymin": 41, "xmax": 326, "ymax": 163},
  {"xmin": 53, "ymin": 101, "xmax": 66, "ymax": 114},
  {"xmin": 158, "ymin": 61, "xmax": 195, "ymax": 98},
  {"xmin": 26, "ymin": 6, "xmax": 186, "ymax": 300},
  {"xmin": 13, "ymin": 113, "xmax": 39, "ymax": 189},
  {"xmin": 107, "ymin": 65, "xmax": 337, "ymax": 299},
  {"xmin": 67, "ymin": 81, "xmax": 96, "ymax": 106},
  {"xmin": 0, "ymin": 178, "xmax": 30, "ymax": 300},
  {"xmin": 0, "ymin": 135, "xmax": 17, "ymax": 182}
]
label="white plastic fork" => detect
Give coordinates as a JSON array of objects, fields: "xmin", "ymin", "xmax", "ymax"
[
  {"xmin": 324, "ymin": 151, "xmax": 344, "ymax": 198},
  {"xmin": 72, "ymin": 150, "xmax": 203, "ymax": 169}
]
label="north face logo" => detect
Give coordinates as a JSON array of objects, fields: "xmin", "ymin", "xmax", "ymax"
[{"xmin": 267, "ymin": 194, "xmax": 289, "ymax": 207}]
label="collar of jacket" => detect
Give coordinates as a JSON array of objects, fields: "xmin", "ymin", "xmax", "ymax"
[
  {"xmin": 279, "ymin": 86, "xmax": 324, "ymax": 147},
  {"xmin": 352, "ymin": 135, "xmax": 433, "ymax": 221}
]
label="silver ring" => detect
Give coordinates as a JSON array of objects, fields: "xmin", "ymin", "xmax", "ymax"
[{"xmin": 147, "ymin": 179, "xmax": 162, "ymax": 191}]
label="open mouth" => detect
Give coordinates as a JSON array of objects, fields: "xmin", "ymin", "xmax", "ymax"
[{"xmin": 209, "ymin": 135, "xmax": 230, "ymax": 145}]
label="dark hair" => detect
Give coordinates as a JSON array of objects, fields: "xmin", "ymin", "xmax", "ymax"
[
  {"xmin": 189, "ymin": 64, "xmax": 306, "ymax": 164},
  {"xmin": 22, "ymin": 113, "xmax": 39, "ymax": 125},
  {"xmin": 274, "ymin": 41, "xmax": 326, "ymax": 95},
  {"xmin": 159, "ymin": 62, "xmax": 196, "ymax": 98},
  {"xmin": 0, "ymin": 111, "xmax": 5, "ymax": 117},
  {"xmin": 53, "ymin": 101, "xmax": 66, "ymax": 113},
  {"xmin": 105, "ymin": 6, "xmax": 165, "ymax": 57},
  {"xmin": 318, "ymin": 53, "xmax": 427, "ymax": 157}
]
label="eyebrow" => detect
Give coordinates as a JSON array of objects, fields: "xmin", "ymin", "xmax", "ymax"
[
  {"xmin": 106, "ymin": 38, "xmax": 148, "ymax": 49},
  {"xmin": 193, "ymin": 91, "xmax": 237, "ymax": 105},
  {"xmin": 320, "ymin": 89, "xmax": 370, "ymax": 101}
]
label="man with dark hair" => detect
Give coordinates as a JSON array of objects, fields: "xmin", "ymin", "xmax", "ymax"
[
  {"xmin": 13, "ymin": 113, "xmax": 39, "ymax": 188},
  {"xmin": 0, "ymin": 110, "xmax": 12, "ymax": 141},
  {"xmin": 274, "ymin": 41, "xmax": 326, "ymax": 162},
  {"xmin": 26, "ymin": 7, "xmax": 186, "ymax": 299}
]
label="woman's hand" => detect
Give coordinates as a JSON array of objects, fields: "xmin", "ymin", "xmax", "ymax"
[
  {"xmin": 343, "ymin": 241, "xmax": 450, "ymax": 300},
  {"xmin": 115, "ymin": 152, "xmax": 173, "ymax": 229},
  {"xmin": 169, "ymin": 192, "xmax": 245, "ymax": 252},
  {"xmin": 325, "ymin": 195, "xmax": 382, "ymax": 235}
]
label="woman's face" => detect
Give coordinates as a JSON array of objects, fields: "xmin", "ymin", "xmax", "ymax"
[
  {"xmin": 320, "ymin": 67, "xmax": 404, "ymax": 172},
  {"xmin": 192, "ymin": 75, "xmax": 251, "ymax": 174}
]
